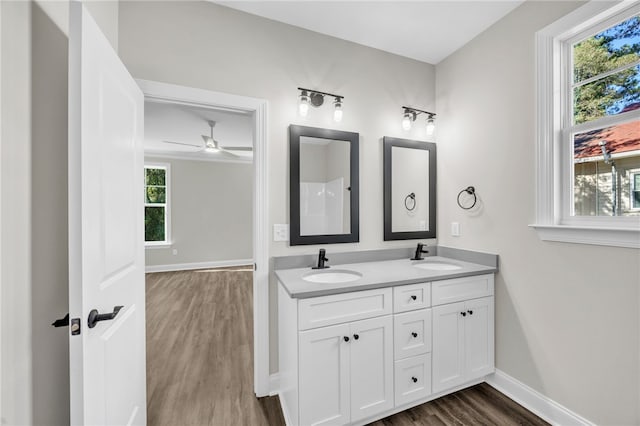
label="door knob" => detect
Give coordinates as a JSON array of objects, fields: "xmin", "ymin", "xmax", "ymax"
[
  {"xmin": 461, "ymin": 311, "xmax": 467, "ymax": 317},
  {"xmin": 343, "ymin": 336, "xmax": 350, "ymax": 342},
  {"xmin": 468, "ymin": 310, "xmax": 474, "ymax": 315},
  {"xmin": 88, "ymin": 306, "xmax": 123, "ymax": 329},
  {"xmin": 411, "ymin": 376, "xmax": 418, "ymax": 383},
  {"xmin": 410, "ymin": 295, "xmax": 417, "ymax": 301},
  {"xmin": 411, "ymin": 332, "xmax": 418, "ymax": 338},
  {"xmin": 353, "ymin": 334, "xmax": 359, "ymax": 340}
]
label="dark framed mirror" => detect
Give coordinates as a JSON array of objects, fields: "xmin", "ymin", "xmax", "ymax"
[
  {"xmin": 290, "ymin": 125, "xmax": 359, "ymax": 245},
  {"xmin": 384, "ymin": 136, "xmax": 436, "ymax": 240}
]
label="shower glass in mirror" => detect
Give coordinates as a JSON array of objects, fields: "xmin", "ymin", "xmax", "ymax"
[
  {"xmin": 290, "ymin": 125, "xmax": 359, "ymax": 245},
  {"xmin": 384, "ymin": 137, "xmax": 436, "ymax": 240},
  {"xmin": 299, "ymin": 137, "xmax": 351, "ymax": 236}
]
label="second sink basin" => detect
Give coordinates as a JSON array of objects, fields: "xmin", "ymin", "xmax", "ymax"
[
  {"xmin": 303, "ymin": 270, "xmax": 363, "ymax": 284},
  {"xmin": 413, "ymin": 261, "xmax": 463, "ymax": 271}
]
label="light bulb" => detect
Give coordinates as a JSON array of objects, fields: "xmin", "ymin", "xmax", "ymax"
[
  {"xmin": 426, "ymin": 118, "xmax": 435, "ymax": 136},
  {"xmin": 333, "ymin": 100, "xmax": 343, "ymax": 122},
  {"xmin": 402, "ymin": 113, "xmax": 412, "ymax": 131},
  {"xmin": 299, "ymin": 91, "xmax": 309, "ymax": 117}
]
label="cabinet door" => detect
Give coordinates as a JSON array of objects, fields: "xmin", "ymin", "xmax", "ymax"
[
  {"xmin": 432, "ymin": 302, "xmax": 466, "ymax": 393},
  {"xmin": 299, "ymin": 323, "xmax": 351, "ymax": 426},
  {"xmin": 464, "ymin": 297, "xmax": 494, "ymax": 380},
  {"xmin": 349, "ymin": 315, "xmax": 394, "ymax": 423}
]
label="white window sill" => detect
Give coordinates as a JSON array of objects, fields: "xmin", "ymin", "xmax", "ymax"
[
  {"xmin": 145, "ymin": 242, "xmax": 172, "ymax": 250},
  {"xmin": 529, "ymin": 224, "xmax": 640, "ymax": 249}
]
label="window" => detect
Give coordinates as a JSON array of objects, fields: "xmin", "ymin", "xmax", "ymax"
[
  {"xmin": 534, "ymin": 1, "xmax": 640, "ymax": 248},
  {"xmin": 144, "ymin": 164, "xmax": 170, "ymax": 245},
  {"xmin": 631, "ymin": 170, "xmax": 640, "ymax": 210}
]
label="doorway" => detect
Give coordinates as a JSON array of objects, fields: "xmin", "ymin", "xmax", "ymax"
[{"xmin": 136, "ymin": 80, "xmax": 270, "ymax": 409}]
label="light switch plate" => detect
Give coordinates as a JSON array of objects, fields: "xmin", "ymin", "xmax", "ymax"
[
  {"xmin": 273, "ymin": 224, "xmax": 289, "ymax": 242},
  {"xmin": 451, "ymin": 222, "xmax": 460, "ymax": 237}
]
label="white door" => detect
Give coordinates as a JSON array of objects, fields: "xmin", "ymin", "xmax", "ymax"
[
  {"xmin": 349, "ymin": 315, "xmax": 394, "ymax": 423},
  {"xmin": 464, "ymin": 297, "xmax": 494, "ymax": 380},
  {"xmin": 299, "ymin": 323, "xmax": 351, "ymax": 426},
  {"xmin": 432, "ymin": 302, "xmax": 465, "ymax": 393},
  {"xmin": 68, "ymin": 3, "xmax": 146, "ymax": 425}
]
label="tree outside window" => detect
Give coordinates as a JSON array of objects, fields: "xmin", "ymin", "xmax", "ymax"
[{"xmin": 145, "ymin": 165, "xmax": 169, "ymax": 243}]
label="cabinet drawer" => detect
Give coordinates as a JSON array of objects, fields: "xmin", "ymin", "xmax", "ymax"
[
  {"xmin": 432, "ymin": 274, "xmax": 494, "ymax": 306},
  {"xmin": 394, "ymin": 309, "xmax": 432, "ymax": 360},
  {"xmin": 393, "ymin": 282, "xmax": 431, "ymax": 313},
  {"xmin": 298, "ymin": 288, "xmax": 392, "ymax": 330},
  {"xmin": 394, "ymin": 353, "xmax": 432, "ymax": 407}
]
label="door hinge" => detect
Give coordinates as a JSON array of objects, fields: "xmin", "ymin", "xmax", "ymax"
[{"xmin": 254, "ymin": 263, "xmax": 257, "ymax": 271}]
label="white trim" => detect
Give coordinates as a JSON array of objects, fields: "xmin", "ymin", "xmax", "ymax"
[
  {"xmin": 486, "ymin": 369, "xmax": 595, "ymax": 426},
  {"xmin": 533, "ymin": 0, "xmax": 640, "ymax": 247},
  {"xmin": 136, "ymin": 79, "xmax": 271, "ymax": 397},
  {"xmin": 145, "ymin": 259, "xmax": 253, "ymax": 273},
  {"xmin": 268, "ymin": 373, "xmax": 280, "ymax": 397},
  {"xmin": 530, "ymin": 224, "xmax": 640, "ymax": 248}
]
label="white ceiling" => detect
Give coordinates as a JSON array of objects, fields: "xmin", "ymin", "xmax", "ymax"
[
  {"xmin": 215, "ymin": 1, "xmax": 525, "ymax": 64},
  {"xmin": 144, "ymin": 101, "xmax": 253, "ymax": 162}
]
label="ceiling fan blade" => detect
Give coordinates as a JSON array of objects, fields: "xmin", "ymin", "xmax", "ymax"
[
  {"xmin": 162, "ymin": 140, "xmax": 201, "ymax": 148},
  {"xmin": 219, "ymin": 146, "xmax": 253, "ymax": 152}
]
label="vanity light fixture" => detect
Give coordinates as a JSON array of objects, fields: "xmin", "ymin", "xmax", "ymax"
[
  {"xmin": 297, "ymin": 87, "xmax": 344, "ymax": 122},
  {"xmin": 401, "ymin": 106, "xmax": 436, "ymax": 135}
]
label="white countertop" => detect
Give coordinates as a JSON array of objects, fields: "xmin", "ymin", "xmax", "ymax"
[{"xmin": 276, "ymin": 255, "xmax": 497, "ymax": 299}]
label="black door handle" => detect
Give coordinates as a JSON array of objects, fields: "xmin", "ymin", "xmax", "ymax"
[
  {"xmin": 411, "ymin": 332, "xmax": 418, "ymax": 338},
  {"xmin": 88, "ymin": 306, "xmax": 123, "ymax": 328},
  {"xmin": 52, "ymin": 313, "xmax": 70, "ymax": 328}
]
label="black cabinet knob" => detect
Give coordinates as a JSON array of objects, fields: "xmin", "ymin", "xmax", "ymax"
[
  {"xmin": 411, "ymin": 377, "xmax": 418, "ymax": 383},
  {"xmin": 343, "ymin": 336, "xmax": 350, "ymax": 342},
  {"xmin": 411, "ymin": 295, "xmax": 417, "ymax": 301},
  {"xmin": 461, "ymin": 311, "xmax": 467, "ymax": 317},
  {"xmin": 353, "ymin": 334, "xmax": 359, "ymax": 340},
  {"xmin": 468, "ymin": 310, "xmax": 473, "ymax": 315},
  {"xmin": 411, "ymin": 332, "xmax": 418, "ymax": 338}
]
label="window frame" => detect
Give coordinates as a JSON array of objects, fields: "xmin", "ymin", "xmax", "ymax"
[
  {"xmin": 631, "ymin": 168, "xmax": 640, "ymax": 211},
  {"xmin": 532, "ymin": 1, "xmax": 640, "ymax": 249},
  {"xmin": 144, "ymin": 162, "xmax": 171, "ymax": 247}
]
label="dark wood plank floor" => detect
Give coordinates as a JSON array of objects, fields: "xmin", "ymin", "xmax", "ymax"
[
  {"xmin": 146, "ymin": 267, "xmax": 283, "ymax": 426},
  {"xmin": 146, "ymin": 269, "xmax": 548, "ymax": 426}
]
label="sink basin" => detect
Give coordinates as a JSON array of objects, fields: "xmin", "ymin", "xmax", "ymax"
[
  {"xmin": 303, "ymin": 270, "xmax": 363, "ymax": 284},
  {"xmin": 413, "ymin": 261, "xmax": 463, "ymax": 271}
]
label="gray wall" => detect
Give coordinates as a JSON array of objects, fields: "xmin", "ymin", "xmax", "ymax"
[
  {"xmin": 118, "ymin": 0, "xmax": 437, "ymax": 375},
  {"xmin": 144, "ymin": 157, "xmax": 253, "ymax": 267},
  {"xmin": 435, "ymin": 1, "xmax": 639, "ymax": 424},
  {"xmin": 1, "ymin": 1, "xmax": 118, "ymax": 424}
]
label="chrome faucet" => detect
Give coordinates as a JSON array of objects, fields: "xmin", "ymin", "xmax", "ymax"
[
  {"xmin": 411, "ymin": 243, "xmax": 429, "ymax": 261},
  {"xmin": 312, "ymin": 248, "xmax": 330, "ymax": 269}
]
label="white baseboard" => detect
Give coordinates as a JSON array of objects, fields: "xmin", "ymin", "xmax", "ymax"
[
  {"xmin": 269, "ymin": 373, "xmax": 279, "ymax": 397},
  {"xmin": 145, "ymin": 258, "xmax": 253, "ymax": 273},
  {"xmin": 486, "ymin": 369, "xmax": 594, "ymax": 426}
]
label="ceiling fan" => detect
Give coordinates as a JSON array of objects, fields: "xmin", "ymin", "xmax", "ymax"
[{"xmin": 162, "ymin": 120, "xmax": 253, "ymax": 156}]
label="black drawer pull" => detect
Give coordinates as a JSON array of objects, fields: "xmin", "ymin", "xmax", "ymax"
[
  {"xmin": 411, "ymin": 332, "xmax": 418, "ymax": 338},
  {"xmin": 411, "ymin": 376, "xmax": 418, "ymax": 383}
]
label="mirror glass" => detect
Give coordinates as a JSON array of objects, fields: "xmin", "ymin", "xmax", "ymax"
[
  {"xmin": 299, "ymin": 137, "xmax": 351, "ymax": 236},
  {"xmin": 290, "ymin": 125, "xmax": 359, "ymax": 245},
  {"xmin": 384, "ymin": 137, "xmax": 436, "ymax": 240}
]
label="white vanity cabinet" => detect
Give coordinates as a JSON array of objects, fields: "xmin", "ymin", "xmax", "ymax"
[
  {"xmin": 279, "ymin": 286, "xmax": 394, "ymax": 426},
  {"xmin": 278, "ymin": 273, "xmax": 495, "ymax": 426},
  {"xmin": 432, "ymin": 275, "xmax": 494, "ymax": 393}
]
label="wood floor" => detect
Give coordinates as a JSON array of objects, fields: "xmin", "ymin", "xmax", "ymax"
[{"xmin": 146, "ymin": 269, "xmax": 548, "ymax": 426}]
